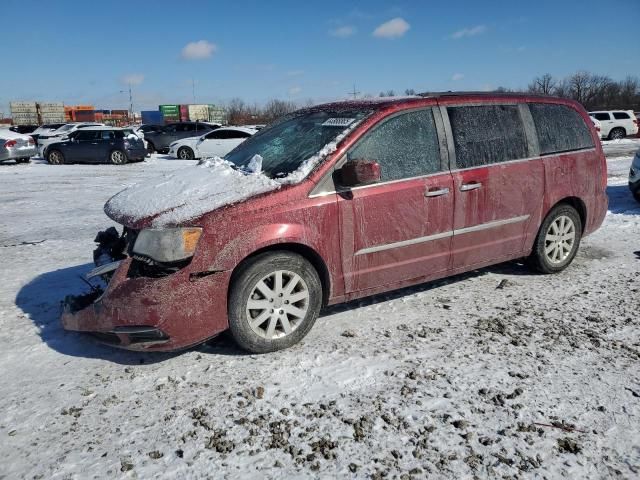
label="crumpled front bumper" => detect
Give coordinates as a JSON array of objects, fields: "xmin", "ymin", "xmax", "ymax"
[{"xmin": 61, "ymin": 258, "xmax": 232, "ymax": 351}]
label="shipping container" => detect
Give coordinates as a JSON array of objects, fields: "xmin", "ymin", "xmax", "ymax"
[
  {"xmin": 12, "ymin": 114, "xmax": 39, "ymax": 125},
  {"xmin": 188, "ymin": 104, "xmax": 209, "ymax": 122},
  {"xmin": 37, "ymin": 102, "xmax": 64, "ymax": 114},
  {"xmin": 74, "ymin": 110, "xmax": 97, "ymax": 122},
  {"xmin": 10, "ymin": 101, "xmax": 38, "ymax": 114},
  {"xmin": 180, "ymin": 105, "xmax": 189, "ymax": 121},
  {"xmin": 40, "ymin": 113, "xmax": 66, "ymax": 123},
  {"xmin": 141, "ymin": 110, "xmax": 164, "ymax": 125},
  {"xmin": 207, "ymin": 105, "xmax": 227, "ymax": 124},
  {"xmin": 75, "ymin": 105, "xmax": 95, "ymax": 111},
  {"xmin": 159, "ymin": 104, "xmax": 179, "ymax": 116}
]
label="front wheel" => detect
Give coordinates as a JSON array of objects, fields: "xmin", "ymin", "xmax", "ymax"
[
  {"xmin": 528, "ymin": 204, "xmax": 582, "ymax": 274},
  {"xmin": 47, "ymin": 150, "xmax": 65, "ymax": 165},
  {"xmin": 146, "ymin": 142, "xmax": 156, "ymax": 155},
  {"xmin": 228, "ymin": 252, "xmax": 322, "ymax": 353},
  {"xmin": 109, "ymin": 150, "xmax": 127, "ymax": 165},
  {"xmin": 177, "ymin": 146, "xmax": 194, "ymax": 160}
]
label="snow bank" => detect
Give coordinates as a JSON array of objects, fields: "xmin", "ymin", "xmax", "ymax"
[{"xmin": 104, "ymin": 157, "xmax": 280, "ymax": 227}]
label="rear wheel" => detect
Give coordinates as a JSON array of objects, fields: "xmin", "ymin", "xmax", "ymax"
[
  {"xmin": 608, "ymin": 127, "xmax": 625, "ymax": 140},
  {"xmin": 633, "ymin": 190, "xmax": 640, "ymax": 203},
  {"xmin": 47, "ymin": 150, "xmax": 64, "ymax": 165},
  {"xmin": 109, "ymin": 150, "xmax": 127, "ymax": 165},
  {"xmin": 146, "ymin": 141, "xmax": 156, "ymax": 155},
  {"xmin": 228, "ymin": 252, "xmax": 322, "ymax": 353},
  {"xmin": 528, "ymin": 204, "xmax": 582, "ymax": 274},
  {"xmin": 17, "ymin": 157, "xmax": 30, "ymax": 164},
  {"xmin": 177, "ymin": 146, "xmax": 194, "ymax": 160}
]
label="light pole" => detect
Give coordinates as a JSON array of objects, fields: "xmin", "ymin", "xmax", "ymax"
[{"xmin": 120, "ymin": 83, "xmax": 133, "ymax": 122}]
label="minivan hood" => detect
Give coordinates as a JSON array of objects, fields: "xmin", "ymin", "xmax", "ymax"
[{"xmin": 104, "ymin": 158, "xmax": 280, "ymax": 228}]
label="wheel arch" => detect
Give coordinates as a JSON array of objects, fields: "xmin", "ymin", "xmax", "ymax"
[
  {"xmin": 549, "ymin": 196, "xmax": 587, "ymax": 232},
  {"xmin": 229, "ymin": 242, "xmax": 331, "ymax": 306}
]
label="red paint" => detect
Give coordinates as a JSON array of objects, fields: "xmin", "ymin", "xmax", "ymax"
[{"xmin": 62, "ymin": 94, "xmax": 608, "ymax": 351}]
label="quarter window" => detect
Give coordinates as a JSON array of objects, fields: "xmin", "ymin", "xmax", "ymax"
[
  {"xmin": 447, "ymin": 105, "xmax": 528, "ymax": 168},
  {"xmin": 592, "ymin": 112, "xmax": 610, "ymax": 121},
  {"xmin": 530, "ymin": 103, "xmax": 594, "ymax": 155},
  {"xmin": 349, "ymin": 109, "xmax": 441, "ymax": 182}
]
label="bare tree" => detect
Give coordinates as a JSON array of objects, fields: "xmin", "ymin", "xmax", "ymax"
[
  {"xmin": 405, "ymin": 88, "xmax": 416, "ymax": 95},
  {"xmin": 528, "ymin": 74, "xmax": 557, "ymax": 95},
  {"xmin": 386, "ymin": 90, "xmax": 396, "ymax": 97}
]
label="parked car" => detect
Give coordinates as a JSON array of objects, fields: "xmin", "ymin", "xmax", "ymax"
[
  {"xmin": 629, "ymin": 147, "xmax": 640, "ymax": 202},
  {"xmin": 589, "ymin": 110, "xmax": 639, "ymax": 140},
  {"xmin": 1, "ymin": 129, "xmax": 37, "ymax": 164},
  {"xmin": 30, "ymin": 123, "xmax": 67, "ymax": 142},
  {"xmin": 45, "ymin": 127, "xmax": 146, "ymax": 165},
  {"xmin": 168, "ymin": 126, "xmax": 257, "ymax": 159},
  {"xmin": 9, "ymin": 125, "xmax": 38, "ymax": 135},
  {"xmin": 62, "ymin": 93, "xmax": 608, "ymax": 353},
  {"xmin": 144, "ymin": 122, "xmax": 219, "ymax": 154},
  {"xmin": 38, "ymin": 122, "xmax": 104, "ymax": 157}
]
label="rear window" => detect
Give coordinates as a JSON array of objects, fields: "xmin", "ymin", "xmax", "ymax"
[
  {"xmin": 530, "ymin": 103, "xmax": 594, "ymax": 155},
  {"xmin": 612, "ymin": 112, "xmax": 630, "ymax": 120},
  {"xmin": 447, "ymin": 105, "xmax": 529, "ymax": 168}
]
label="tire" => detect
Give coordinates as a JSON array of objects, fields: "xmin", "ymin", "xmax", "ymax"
[
  {"xmin": 146, "ymin": 142, "xmax": 156, "ymax": 155},
  {"xmin": 177, "ymin": 146, "xmax": 194, "ymax": 160},
  {"xmin": 17, "ymin": 157, "xmax": 30, "ymax": 164},
  {"xmin": 608, "ymin": 127, "xmax": 625, "ymax": 140},
  {"xmin": 109, "ymin": 150, "xmax": 127, "ymax": 165},
  {"xmin": 228, "ymin": 251, "xmax": 322, "ymax": 353},
  {"xmin": 47, "ymin": 150, "xmax": 65, "ymax": 165},
  {"xmin": 528, "ymin": 204, "xmax": 582, "ymax": 274},
  {"xmin": 633, "ymin": 190, "xmax": 640, "ymax": 203}
]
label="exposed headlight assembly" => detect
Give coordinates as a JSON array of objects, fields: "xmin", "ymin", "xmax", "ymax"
[{"xmin": 132, "ymin": 227, "xmax": 202, "ymax": 264}]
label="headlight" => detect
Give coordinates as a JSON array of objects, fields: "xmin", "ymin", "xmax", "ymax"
[{"xmin": 132, "ymin": 227, "xmax": 202, "ymax": 263}]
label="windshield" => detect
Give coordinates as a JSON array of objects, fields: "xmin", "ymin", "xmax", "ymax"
[
  {"xmin": 224, "ymin": 109, "xmax": 371, "ymax": 178},
  {"xmin": 57, "ymin": 124, "xmax": 76, "ymax": 132}
]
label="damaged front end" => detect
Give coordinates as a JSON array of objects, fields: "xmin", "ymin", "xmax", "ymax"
[
  {"xmin": 61, "ymin": 226, "xmax": 171, "ymax": 349},
  {"xmin": 60, "ymin": 225, "xmax": 232, "ymax": 351}
]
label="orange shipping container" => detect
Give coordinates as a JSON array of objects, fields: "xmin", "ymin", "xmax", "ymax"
[{"xmin": 75, "ymin": 105, "xmax": 94, "ymax": 111}]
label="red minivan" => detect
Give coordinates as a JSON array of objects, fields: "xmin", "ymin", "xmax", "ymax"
[{"xmin": 62, "ymin": 93, "xmax": 608, "ymax": 353}]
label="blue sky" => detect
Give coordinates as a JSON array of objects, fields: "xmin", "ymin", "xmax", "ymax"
[{"xmin": 1, "ymin": 0, "xmax": 638, "ymax": 114}]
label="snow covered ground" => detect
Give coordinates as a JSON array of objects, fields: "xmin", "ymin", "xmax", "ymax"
[{"xmin": 0, "ymin": 149, "xmax": 638, "ymax": 479}]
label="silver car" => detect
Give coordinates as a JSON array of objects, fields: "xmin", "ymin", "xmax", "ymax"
[{"xmin": 0, "ymin": 129, "xmax": 37, "ymax": 164}]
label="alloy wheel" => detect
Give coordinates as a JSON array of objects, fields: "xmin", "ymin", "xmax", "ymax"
[
  {"xmin": 245, "ymin": 270, "xmax": 310, "ymax": 340},
  {"xmin": 544, "ymin": 215, "xmax": 575, "ymax": 264},
  {"xmin": 111, "ymin": 151, "xmax": 125, "ymax": 164},
  {"xmin": 49, "ymin": 151, "xmax": 62, "ymax": 164}
]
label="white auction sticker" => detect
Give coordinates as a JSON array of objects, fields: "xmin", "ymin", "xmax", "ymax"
[{"xmin": 321, "ymin": 118, "xmax": 355, "ymax": 127}]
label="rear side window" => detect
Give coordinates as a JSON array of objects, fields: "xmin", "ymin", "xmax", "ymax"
[
  {"xmin": 101, "ymin": 131, "xmax": 115, "ymax": 140},
  {"xmin": 592, "ymin": 112, "xmax": 610, "ymax": 121},
  {"xmin": 613, "ymin": 112, "xmax": 630, "ymax": 120},
  {"xmin": 447, "ymin": 105, "xmax": 528, "ymax": 168},
  {"xmin": 530, "ymin": 103, "xmax": 594, "ymax": 155},
  {"xmin": 76, "ymin": 131, "xmax": 99, "ymax": 141},
  {"xmin": 349, "ymin": 109, "xmax": 441, "ymax": 182}
]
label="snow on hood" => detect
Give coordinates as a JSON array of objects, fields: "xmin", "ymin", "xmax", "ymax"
[
  {"xmin": 104, "ymin": 118, "xmax": 362, "ymax": 227},
  {"xmin": 104, "ymin": 157, "xmax": 280, "ymax": 227}
]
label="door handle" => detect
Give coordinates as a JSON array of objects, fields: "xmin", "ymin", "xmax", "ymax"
[
  {"xmin": 460, "ymin": 182, "xmax": 482, "ymax": 191},
  {"xmin": 424, "ymin": 187, "xmax": 450, "ymax": 197}
]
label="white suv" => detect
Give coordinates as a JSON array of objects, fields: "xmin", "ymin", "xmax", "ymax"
[{"xmin": 589, "ymin": 110, "xmax": 639, "ymax": 140}]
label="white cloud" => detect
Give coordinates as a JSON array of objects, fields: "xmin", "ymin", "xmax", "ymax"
[
  {"xmin": 373, "ymin": 17, "xmax": 410, "ymax": 39},
  {"xmin": 121, "ymin": 74, "xmax": 144, "ymax": 86},
  {"xmin": 181, "ymin": 40, "xmax": 217, "ymax": 60},
  {"xmin": 329, "ymin": 25, "xmax": 356, "ymax": 38},
  {"xmin": 450, "ymin": 25, "xmax": 487, "ymax": 39},
  {"xmin": 452, "ymin": 73, "xmax": 464, "ymax": 81},
  {"xmin": 288, "ymin": 86, "xmax": 302, "ymax": 96}
]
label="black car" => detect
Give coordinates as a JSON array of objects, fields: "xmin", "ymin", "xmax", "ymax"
[
  {"xmin": 10, "ymin": 125, "xmax": 38, "ymax": 135},
  {"xmin": 45, "ymin": 128, "xmax": 146, "ymax": 165},
  {"xmin": 144, "ymin": 121, "xmax": 218, "ymax": 153}
]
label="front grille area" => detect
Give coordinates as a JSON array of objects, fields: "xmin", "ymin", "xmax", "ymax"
[{"xmin": 91, "ymin": 332, "xmax": 122, "ymax": 345}]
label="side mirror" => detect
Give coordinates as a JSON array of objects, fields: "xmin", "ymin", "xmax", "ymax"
[{"xmin": 340, "ymin": 159, "xmax": 381, "ymax": 187}]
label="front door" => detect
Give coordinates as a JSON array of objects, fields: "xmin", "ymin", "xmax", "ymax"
[
  {"xmin": 337, "ymin": 108, "xmax": 454, "ymax": 293},
  {"xmin": 441, "ymin": 103, "xmax": 544, "ymax": 269}
]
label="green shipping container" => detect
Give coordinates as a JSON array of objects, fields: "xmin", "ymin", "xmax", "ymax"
[{"xmin": 159, "ymin": 104, "xmax": 179, "ymax": 115}]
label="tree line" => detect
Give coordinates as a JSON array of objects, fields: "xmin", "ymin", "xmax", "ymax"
[{"xmin": 224, "ymin": 71, "xmax": 639, "ymax": 125}]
